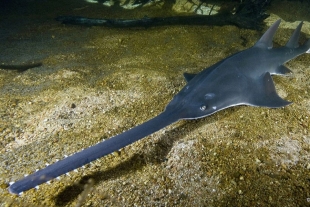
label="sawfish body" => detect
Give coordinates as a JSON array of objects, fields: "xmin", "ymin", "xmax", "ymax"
[{"xmin": 9, "ymin": 20, "xmax": 310, "ymax": 195}]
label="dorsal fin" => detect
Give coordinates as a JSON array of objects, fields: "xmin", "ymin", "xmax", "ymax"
[
  {"xmin": 255, "ymin": 19, "xmax": 281, "ymax": 49},
  {"xmin": 286, "ymin": 21, "xmax": 303, "ymax": 48}
]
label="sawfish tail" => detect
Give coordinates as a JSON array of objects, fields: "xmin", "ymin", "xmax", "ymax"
[{"xmin": 9, "ymin": 110, "xmax": 180, "ymax": 195}]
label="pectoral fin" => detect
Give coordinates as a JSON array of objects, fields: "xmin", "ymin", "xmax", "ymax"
[{"xmin": 249, "ymin": 72, "xmax": 292, "ymax": 108}]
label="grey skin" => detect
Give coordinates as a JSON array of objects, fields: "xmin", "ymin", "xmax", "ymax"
[{"xmin": 9, "ymin": 20, "xmax": 310, "ymax": 195}]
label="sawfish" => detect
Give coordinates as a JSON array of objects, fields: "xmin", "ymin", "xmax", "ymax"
[{"xmin": 9, "ymin": 19, "xmax": 310, "ymax": 195}]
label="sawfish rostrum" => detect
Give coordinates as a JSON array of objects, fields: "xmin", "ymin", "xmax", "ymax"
[{"xmin": 9, "ymin": 20, "xmax": 310, "ymax": 195}]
